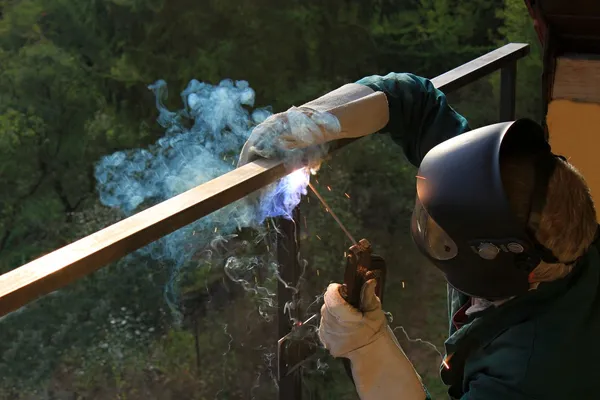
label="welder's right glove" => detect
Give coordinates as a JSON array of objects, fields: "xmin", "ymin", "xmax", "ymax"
[
  {"xmin": 237, "ymin": 83, "xmax": 389, "ymax": 167},
  {"xmin": 318, "ymin": 280, "xmax": 427, "ymax": 400}
]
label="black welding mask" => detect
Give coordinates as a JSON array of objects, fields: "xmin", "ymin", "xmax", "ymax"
[{"xmin": 410, "ymin": 119, "xmax": 566, "ymax": 300}]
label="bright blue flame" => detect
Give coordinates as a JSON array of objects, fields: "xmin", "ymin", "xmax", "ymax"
[{"xmin": 259, "ymin": 168, "xmax": 310, "ymax": 221}]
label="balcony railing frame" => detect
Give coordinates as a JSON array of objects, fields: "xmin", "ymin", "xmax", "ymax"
[{"xmin": 0, "ymin": 42, "xmax": 530, "ymax": 400}]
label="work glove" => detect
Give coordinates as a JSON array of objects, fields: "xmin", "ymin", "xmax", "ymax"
[
  {"xmin": 237, "ymin": 83, "xmax": 389, "ymax": 167},
  {"xmin": 237, "ymin": 105, "xmax": 340, "ymax": 167},
  {"xmin": 318, "ymin": 279, "xmax": 386, "ymax": 357},
  {"xmin": 318, "ymin": 280, "xmax": 427, "ymax": 400}
]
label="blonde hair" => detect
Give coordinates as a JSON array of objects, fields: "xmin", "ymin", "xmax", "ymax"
[{"xmin": 500, "ymin": 154, "xmax": 597, "ymax": 285}]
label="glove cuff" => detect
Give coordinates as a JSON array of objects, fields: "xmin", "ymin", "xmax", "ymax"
[
  {"xmin": 346, "ymin": 326, "xmax": 426, "ymax": 400},
  {"xmin": 300, "ymin": 83, "xmax": 389, "ymax": 141}
]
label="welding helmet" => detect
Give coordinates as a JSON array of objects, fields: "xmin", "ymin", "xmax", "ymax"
[{"xmin": 410, "ymin": 119, "xmax": 566, "ymax": 299}]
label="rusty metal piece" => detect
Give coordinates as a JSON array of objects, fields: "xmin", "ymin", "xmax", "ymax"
[{"xmin": 277, "ymin": 208, "xmax": 304, "ymax": 399}]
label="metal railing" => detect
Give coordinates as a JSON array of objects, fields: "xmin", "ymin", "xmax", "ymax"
[{"xmin": 0, "ymin": 42, "xmax": 530, "ymax": 399}]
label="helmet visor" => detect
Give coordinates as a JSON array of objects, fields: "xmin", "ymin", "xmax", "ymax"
[{"xmin": 411, "ymin": 198, "xmax": 458, "ymax": 261}]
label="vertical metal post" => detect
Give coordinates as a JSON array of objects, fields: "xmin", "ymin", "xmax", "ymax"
[
  {"xmin": 500, "ymin": 61, "xmax": 517, "ymax": 121},
  {"xmin": 277, "ymin": 208, "xmax": 302, "ymax": 400}
]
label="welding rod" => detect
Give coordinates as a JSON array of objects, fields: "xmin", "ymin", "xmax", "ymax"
[{"xmin": 307, "ymin": 182, "xmax": 357, "ymax": 246}]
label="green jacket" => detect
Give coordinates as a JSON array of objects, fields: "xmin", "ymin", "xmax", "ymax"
[{"xmin": 357, "ymin": 73, "xmax": 600, "ymax": 399}]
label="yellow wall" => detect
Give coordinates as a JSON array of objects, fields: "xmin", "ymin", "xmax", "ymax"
[{"xmin": 547, "ymin": 99, "xmax": 600, "ymax": 214}]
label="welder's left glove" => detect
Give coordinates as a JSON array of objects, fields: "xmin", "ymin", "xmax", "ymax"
[
  {"xmin": 318, "ymin": 280, "xmax": 427, "ymax": 400},
  {"xmin": 237, "ymin": 106, "xmax": 340, "ymax": 167},
  {"xmin": 237, "ymin": 83, "xmax": 389, "ymax": 167},
  {"xmin": 318, "ymin": 279, "xmax": 386, "ymax": 357}
]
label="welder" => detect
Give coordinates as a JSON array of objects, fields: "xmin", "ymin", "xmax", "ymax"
[{"xmin": 238, "ymin": 72, "xmax": 600, "ymax": 399}]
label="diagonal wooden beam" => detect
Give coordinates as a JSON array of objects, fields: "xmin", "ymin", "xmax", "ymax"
[
  {"xmin": 0, "ymin": 158, "xmax": 289, "ymax": 316},
  {"xmin": 0, "ymin": 43, "xmax": 529, "ymax": 317}
]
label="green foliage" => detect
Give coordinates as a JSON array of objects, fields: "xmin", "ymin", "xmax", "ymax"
[
  {"xmin": 0, "ymin": 0, "xmax": 543, "ymax": 398},
  {"xmin": 493, "ymin": 0, "xmax": 544, "ymax": 121}
]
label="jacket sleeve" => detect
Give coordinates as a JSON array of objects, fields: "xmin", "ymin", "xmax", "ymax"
[
  {"xmin": 460, "ymin": 374, "xmax": 538, "ymax": 400},
  {"xmin": 356, "ymin": 73, "xmax": 470, "ymax": 168}
]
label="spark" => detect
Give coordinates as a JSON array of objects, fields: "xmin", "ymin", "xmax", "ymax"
[
  {"xmin": 316, "ymin": 235, "xmax": 321, "ymax": 240},
  {"xmin": 416, "ymin": 175, "xmax": 427, "ymax": 180},
  {"xmin": 344, "ymin": 193, "xmax": 350, "ymax": 198},
  {"xmin": 214, "ymin": 227, "xmax": 218, "ymax": 233},
  {"xmin": 442, "ymin": 358, "xmax": 451, "ymax": 370},
  {"xmin": 402, "ymin": 281, "xmax": 405, "ymax": 289},
  {"xmin": 327, "ymin": 186, "xmax": 331, "ymax": 191},
  {"xmin": 308, "ymin": 183, "xmax": 357, "ymax": 245}
]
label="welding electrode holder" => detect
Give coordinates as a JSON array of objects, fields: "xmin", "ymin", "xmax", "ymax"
[
  {"xmin": 341, "ymin": 238, "xmax": 387, "ymax": 386},
  {"xmin": 276, "ymin": 239, "xmax": 386, "ymax": 382},
  {"xmin": 342, "ymin": 238, "xmax": 386, "ymax": 308}
]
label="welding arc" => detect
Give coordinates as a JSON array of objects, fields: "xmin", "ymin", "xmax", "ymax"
[{"xmin": 308, "ymin": 182, "xmax": 357, "ymax": 246}]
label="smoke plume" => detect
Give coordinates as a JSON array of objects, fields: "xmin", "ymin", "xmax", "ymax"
[{"xmin": 94, "ymin": 78, "xmax": 337, "ymax": 313}]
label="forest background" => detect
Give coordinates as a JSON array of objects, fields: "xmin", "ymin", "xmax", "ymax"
[{"xmin": 0, "ymin": 0, "xmax": 542, "ymax": 398}]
